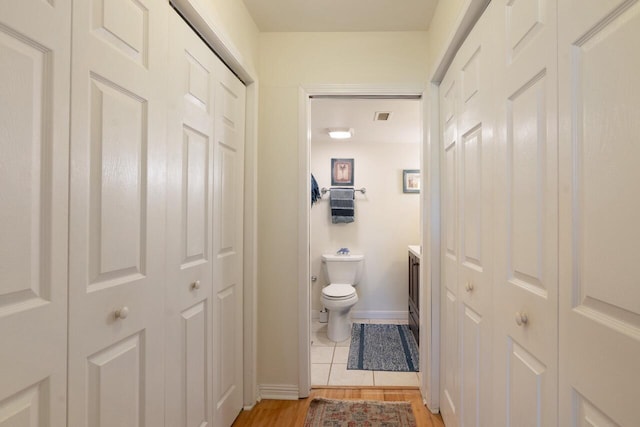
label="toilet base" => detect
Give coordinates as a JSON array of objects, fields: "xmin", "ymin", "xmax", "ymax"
[
  {"xmin": 321, "ymin": 290, "xmax": 358, "ymax": 343},
  {"xmin": 327, "ymin": 308, "xmax": 353, "ymax": 342}
]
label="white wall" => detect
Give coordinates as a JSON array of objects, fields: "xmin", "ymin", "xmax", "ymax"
[
  {"xmin": 192, "ymin": 0, "xmax": 260, "ymax": 73},
  {"xmin": 257, "ymin": 31, "xmax": 429, "ymax": 388},
  {"xmin": 310, "ymin": 140, "xmax": 420, "ymax": 318},
  {"xmin": 426, "ymin": 0, "xmax": 467, "ymax": 75}
]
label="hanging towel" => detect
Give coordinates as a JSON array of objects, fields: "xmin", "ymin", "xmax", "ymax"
[
  {"xmin": 330, "ymin": 188, "xmax": 355, "ymax": 224},
  {"xmin": 311, "ymin": 174, "xmax": 321, "ymax": 206}
]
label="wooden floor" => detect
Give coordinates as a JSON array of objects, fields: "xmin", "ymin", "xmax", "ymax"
[{"xmin": 232, "ymin": 387, "xmax": 445, "ymax": 426}]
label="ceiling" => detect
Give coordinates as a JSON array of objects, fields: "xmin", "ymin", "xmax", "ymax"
[
  {"xmin": 242, "ymin": 0, "xmax": 440, "ymax": 32},
  {"xmin": 311, "ymin": 98, "xmax": 421, "ymax": 145}
]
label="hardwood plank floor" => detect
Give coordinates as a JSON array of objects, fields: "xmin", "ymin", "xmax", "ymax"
[{"xmin": 232, "ymin": 387, "xmax": 445, "ymax": 426}]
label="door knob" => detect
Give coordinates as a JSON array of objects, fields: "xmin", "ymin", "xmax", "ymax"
[
  {"xmin": 465, "ymin": 282, "xmax": 474, "ymax": 292},
  {"xmin": 114, "ymin": 306, "xmax": 130, "ymax": 320},
  {"xmin": 515, "ymin": 311, "xmax": 528, "ymax": 326},
  {"xmin": 311, "ymin": 276, "xmax": 317, "ymax": 282},
  {"xmin": 191, "ymin": 280, "xmax": 201, "ymax": 290}
]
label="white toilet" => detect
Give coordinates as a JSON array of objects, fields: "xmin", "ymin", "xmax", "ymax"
[{"xmin": 321, "ymin": 253, "xmax": 364, "ymax": 342}]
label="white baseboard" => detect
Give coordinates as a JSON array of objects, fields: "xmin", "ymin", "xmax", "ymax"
[
  {"xmin": 258, "ymin": 384, "xmax": 299, "ymax": 401},
  {"xmin": 351, "ymin": 310, "xmax": 408, "ymax": 321},
  {"xmin": 312, "ymin": 309, "xmax": 408, "ymax": 322}
]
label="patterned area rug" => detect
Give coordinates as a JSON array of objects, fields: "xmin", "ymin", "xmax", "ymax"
[
  {"xmin": 347, "ymin": 323, "xmax": 419, "ymax": 372},
  {"xmin": 303, "ymin": 398, "xmax": 417, "ymax": 427}
]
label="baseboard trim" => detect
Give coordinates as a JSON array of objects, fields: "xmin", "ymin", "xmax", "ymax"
[
  {"xmin": 312, "ymin": 309, "xmax": 409, "ymax": 322},
  {"xmin": 351, "ymin": 310, "xmax": 408, "ymax": 321},
  {"xmin": 258, "ymin": 384, "xmax": 299, "ymax": 401}
]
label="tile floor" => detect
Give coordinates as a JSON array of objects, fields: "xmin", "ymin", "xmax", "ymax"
[{"xmin": 311, "ymin": 318, "xmax": 420, "ymax": 387}]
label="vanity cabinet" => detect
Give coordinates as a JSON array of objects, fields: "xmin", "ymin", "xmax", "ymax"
[{"xmin": 408, "ymin": 249, "xmax": 420, "ymax": 344}]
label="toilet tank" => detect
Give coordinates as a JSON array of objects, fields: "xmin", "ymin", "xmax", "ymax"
[{"xmin": 321, "ymin": 253, "xmax": 364, "ymax": 285}]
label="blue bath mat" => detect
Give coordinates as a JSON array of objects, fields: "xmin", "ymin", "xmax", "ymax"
[{"xmin": 347, "ymin": 323, "xmax": 419, "ymax": 372}]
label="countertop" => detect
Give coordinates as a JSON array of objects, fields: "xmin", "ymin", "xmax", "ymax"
[{"xmin": 408, "ymin": 245, "xmax": 421, "ymax": 259}]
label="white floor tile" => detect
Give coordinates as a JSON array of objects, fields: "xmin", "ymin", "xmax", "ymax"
[
  {"xmin": 328, "ymin": 364, "xmax": 374, "ymax": 386},
  {"xmin": 311, "ymin": 364, "xmax": 331, "ymax": 386},
  {"xmin": 310, "ymin": 346, "xmax": 334, "ymax": 363},
  {"xmin": 373, "ymin": 371, "xmax": 420, "ymax": 387},
  {"xmin": 335, "ymin": 337, "xmax": 352, "ymax": 347},
  {"xmin": 312, "ymin": 320, "xmax": 328, "ymax": 332},
  {"xmin": 332, "ymin": 346, "xmax": 350, "ymax": 364},
  {"xmin": 308, "ymin": 316, "xmax": 420, "ymax": 387},
  {"xmin": 311, "ymin": 329, "xmax": 334, "ymax": 347}
]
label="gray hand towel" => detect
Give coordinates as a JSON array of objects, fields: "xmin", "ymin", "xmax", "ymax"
[{"xmin": 330, "ymin": 188, "xmax": 355, "ymax": 223}]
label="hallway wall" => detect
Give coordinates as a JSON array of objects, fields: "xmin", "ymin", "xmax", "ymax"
[
  {"xmin": 256, "ymin": 31, "xmax": 429, "ymax": 389},
  {"xmin": 189, "ymin": 0, "xmax": 260, "ymax": 73},
  {"xmin": 426, "ymin": 0, "xmax": 467, "ymax": 76}
]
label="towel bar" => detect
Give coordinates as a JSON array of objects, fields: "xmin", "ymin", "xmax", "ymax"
[{"xmin": 321, "ymin": 187, "xmax": 366, "ymax": 196}]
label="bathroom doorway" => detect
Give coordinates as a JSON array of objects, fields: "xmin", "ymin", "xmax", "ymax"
[{"xmin": 302, "ymin": 92, "xmax": 425, "ymax": 389}]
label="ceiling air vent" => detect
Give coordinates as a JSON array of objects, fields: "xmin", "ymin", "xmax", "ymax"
[{"xmin": 374, "ymin": 111, "xmax": 392, "ymax": 121}]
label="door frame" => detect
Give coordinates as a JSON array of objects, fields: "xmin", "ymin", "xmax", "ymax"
[
  {"xmin": 169, "ymin": 0, "xmax": 260, "ymax": 409},
  {"xmin": 297, "ymin": 84, "xmax": 433, "ymax": 400}
]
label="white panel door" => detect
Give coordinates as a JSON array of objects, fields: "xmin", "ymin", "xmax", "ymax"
[
  {"xmin": 0, "ymin": 1, "xmax": 70, "ymax": 425},
  {"xmin": 493, "ymin": 0, "xmax": 559, "ymax": 426},
  {"xmin": 212, "ymin": 61, "xmax": 246, "ymax": 427},
  {"xmin": 455, "ymin": 8, "xmax": 496, "ymax": 427},
  {"xmin": 440, "ymin": 7, "xmax": 497, "ymax": 425},
  {"xmin": 558, "ymin": 1, "xmax": 640, "ymax": 425},
  {"xmin": 165, "ymin": 11, "xmax": 216, "ymax": 427},
  {"xmin": 440, "ymin": 67, "xmax": 460, "ymax": 427},
  {"xmin": 67, "ymin": 1, "xmax": 168, "ymax": 426}
]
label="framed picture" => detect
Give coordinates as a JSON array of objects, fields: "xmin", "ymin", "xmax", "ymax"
[
  {"xmin": 331, "ymin": 158, "xmax": 354, "ymax": 186},
  {"xmin": 403, "ymin": 169, "xmax": 420, "ymax": 193}
]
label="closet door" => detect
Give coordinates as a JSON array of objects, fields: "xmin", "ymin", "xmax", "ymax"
[
  {"xmin": 165, "ymin": 11, "xmax": 215, "ymax": 427},
  {"xmin": 493, "ymin": 0, "xmax": 559, "ymax": 425},
  {"xmin": 439, "ymin": 60, "xmax": 460, "ymax": 427},
  {"xmin": 0, "ymin": 1, "xmax": 70, "ymax": 425},
  {"xmin": 558, "ymin": 0, "xmax": 640, "ymax": 425},
  {"xmin": 455, "ymin": 7, "xmax": 496, "ymax": 427},
  {"xmin": 211, "ymin": 59, "xmax": 246, "ymax": 427},
  {"xmin": 439, "ymin": 6, "xmax": 497, "ymax": 425},
  {"xmin": 67, "ymin": 1, "xmax": 168, "ymax": 426}
]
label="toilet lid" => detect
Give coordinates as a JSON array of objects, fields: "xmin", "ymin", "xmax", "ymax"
[{"xmin": 322, "ymin": 284, "xmax": 355, "ymax": 299}]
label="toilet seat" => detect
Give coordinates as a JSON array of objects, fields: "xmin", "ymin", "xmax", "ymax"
[{"xmin": 322, "ymin": 283, "xmax": 356, "ymax": 300}]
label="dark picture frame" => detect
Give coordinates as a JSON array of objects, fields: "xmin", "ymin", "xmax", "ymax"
[
  {"xmin": 331, "ymin": 158, "xmax": 354, "ymax": 186},
  {"xmin": 403, "ymin": 169, "xmax": 420, "ymax": 193}
]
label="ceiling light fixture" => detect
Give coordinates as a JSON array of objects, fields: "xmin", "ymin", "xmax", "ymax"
[{"xmin": 328, "ymin": 128, "xmax": 353, "ymax": 139}]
